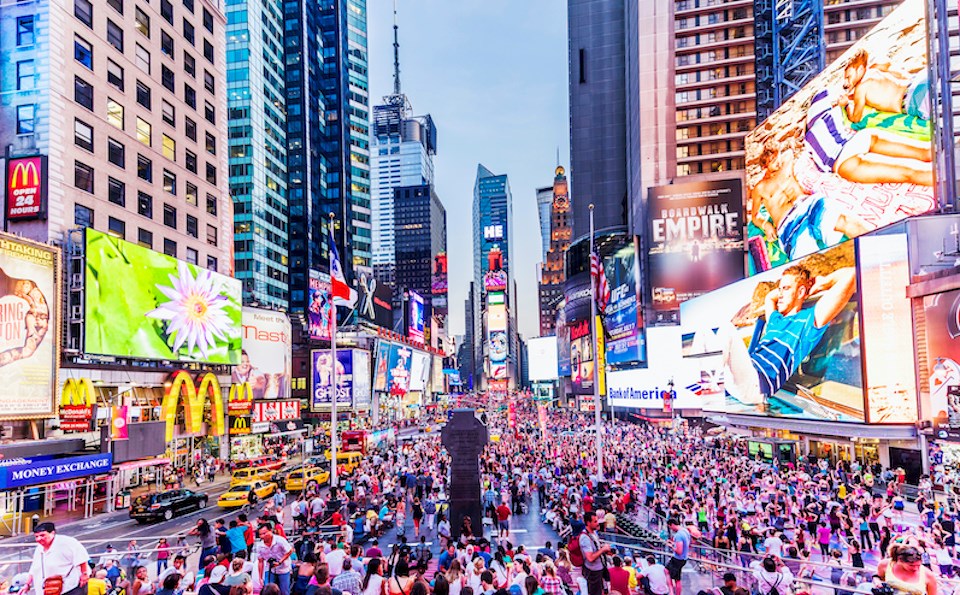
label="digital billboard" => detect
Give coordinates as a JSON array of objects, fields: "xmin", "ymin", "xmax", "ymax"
[
  {"xmin": 408, "ymin": 291, "xmax": 425, "ymax": 343},
  {"xmin": 556, "ymin": 300, "xmax": 571, "ymax": 376},
  {"xmin": 648, "ymin": 179, "xmax": 745, "ymax": 309},
  {"xmin": 353, "ymin": 350, "xmax": 372, "ymax": 407},
  {"xmin": 570, "ymin": 318, "xmax": 594, "ymax": 395},
  {"xmin": 311, "ymin": 350, "xmax": 352, "ymax": 408},
  {"xmin": 922, "ymin": 289, "xmax": 960, "ymax": 426},
  {"xmin": 6, "ymin": 155, "xmax": 47, "ymax": 221},
  {"xmin": 488, "ymin": 302, "xmax": 507, "ymax": 332},
  {"xmin": 373, "ymin": 341, "xmax": 390, "ymax": 392},
  {"xmin": 607, "ymin": 327, "xmax": 702, "ymax": 410},
  {"xmin": 527, "ymin": 336, "xmax": 559, "ymax": 382},
  {"xmin": 309, "ymin": 271, "xmax": 334, "ymax": 341},
  {"xmin": 858, "ymin": 233, "xmax": 917, "ymax": 423},
  {"xmin": 234, "ymin": 308, "xmax": 292, "ymax": 400},
  {"xmin": 358, "ymin": 273, "xmax": 392, "ymax": 329},
  {"xmin": 85, "ymin": 229, "xmax": 241, "ymax": 364},
  {"xmin": 603, "ymin": 236, "xmax": 645, "ymax": 367},
  {"xmin": 680, "ymin": 242, "xmax": 862, "ymax": 421},
  {"xmin": 745, "ymin": 0, "xmax": 933, "ymax": 275},
  {"xmin": 409, "ymin": 351, "xmax": 431, "ymax": 392},
  {"xmin": 0, "ymin": 234, "xmax": 58, "ymax": 419},
  {"xmin": 387, "ymin": 343, "xmax": 412, "ymax": 395}
]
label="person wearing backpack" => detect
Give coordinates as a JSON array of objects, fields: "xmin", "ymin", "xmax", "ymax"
[
  {"xmin": 750, "ymin": 555, "xmax": 793, "ymax": 595},
  {"xmin": 578, "ymin": 512, "xmax": 612, "ymax": 595}
]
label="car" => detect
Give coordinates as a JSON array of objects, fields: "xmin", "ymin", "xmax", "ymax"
[
  {"xmin": 323, "ymin": 450, "xmax": 363, "ymax": 474},
  {"xmin": 217, "ymin": 480, "xmax": 277, "ymax": 508},
  {"xmin": 230, "ymin": 465, "xmax": 277, "ymax": 486},
  {"xmin": 284, "ymin": 464, "xmax": 331, "ymax": 492},
  {"xmin": 130, "ymin": 489, "xmax": 208, "ymax": 523}
]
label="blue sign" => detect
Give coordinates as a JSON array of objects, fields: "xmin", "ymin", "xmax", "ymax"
[
  {"xmin": 408, "ymin": 291, "xmax": 425, "ymax": 343},
  {"xmin": 0, "ymin": 453, "xmax": 113, "ymax": 489},
  {"xmin": 311, "ymin": 350, "xmax": 353, "ymax": 409}
]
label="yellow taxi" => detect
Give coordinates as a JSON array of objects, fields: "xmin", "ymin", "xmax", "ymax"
[
  {"xmin": 284, "ymin": 465, "xmax": 331, "ymax": 492},
  {"xmin": 323, "ymin": 450, "xmax": 363, "ymax": 474},
  {"xmin": 230, "ymin": 465, "xmax": 276, "ymax": 487},
  {"xmin": 217, "ymin": 480, "xmax": 277, "ymax": 508}
]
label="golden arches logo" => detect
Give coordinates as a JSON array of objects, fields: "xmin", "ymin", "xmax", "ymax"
[
  {"xmin": 229, "ymin": 382, "xmax": 253, "ymax": 402},
  {"xmin": 161, "ymin": 371, "xmax": 226, "ymax": 441},
  {"xmin": 231, "ymin": 416, "xmax": 249, "ymax": 434},
  {"xmin": 10, "ymin": 160, "xmax": 39, "ymax": 188},
  {"xmin": 61, "ymin": 378, "xmax": 95, "ymax": 407}
]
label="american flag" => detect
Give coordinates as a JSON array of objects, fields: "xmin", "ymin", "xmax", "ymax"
[{"xmin": 591, "ymin": 250, "xmax": 610, "ymax": 314}]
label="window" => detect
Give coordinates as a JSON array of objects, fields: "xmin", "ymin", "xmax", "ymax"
[
  {"xmin": 74, "ymin": 161, "xmax": 94, "ymax": 193},
  {"xmin": 74, "ymin": 36, "xmax": 93, "ymax": 69},
  {"xmin": 163, "ymin": 203, "xmax": 177, "ymax": 227},
  {"xmin": 16, "ymin": 61, "xmax": 34, "ymax": 91},
  {"xmin": 185, "ymin": 181, "xmax": 198, "ymax": 205},
  {"xmin": 186, "ymin": 215, "xmax": 198, "ymax": 238},
  {"xmin": 74, "ymin": 119, "xmax": 93, "ymax": 151},
  {"xmin": 16, "ymin": 105, "xmax": 35, "ymax": 135},
  {"xmin": 16, "ymin": 17, "xmax": 35, "ymax": 46},
  {"xmin": 107, "ymin": 177, "xmax": 125, "ymax": 206},
  {"xmin": 185, "ymin": 150, "xmax": 197, "ymax": 173},
  {"xmin": 206, "ymin": 255, "xmax": 217, "ymax": 271},
  {"xmin": 184, "ymin": 84, "xmax": 196, "ymax": 108},
  {"xmin": 136, "ymin": 117, "xmax": 151, "ymax": 145},
  {"xmin": 203, "ymin": 39, "xmax": 214, "ymax": 63},
  {"xmin": 203, "ymin": 70, "xmax": 215, "ymax": 93},
  {"xmin": 205, "ymin": 162, "xmax": 216, "ymax": 185},
  {"xmin": 135, "ymin": 44, "xmax": 151, "ymax": 73},
  {"xmin": 106, "ymin": 0, "xmax": 122, "ymax": 14},
  {"xmin": 163, "ymin": 170, "xmax": 176, "ymax": 195},
  {"xmin": 183, "ymin": 19, "xmax": 194, "ymax": 44},
  {"xmin": 106, "ymin": 20, "xmax": 123, "ymax": 51},
  {"xmin": 185, "ymin": 117, "xmax": 197, "ymax": 140},
  {"xmin": 162, "ymin": 134, "xmax": 176, "ymax": 160},
  {"xmin": 161, "ymin": 100, "xmax": 175, "ymax": 125},
  {"xmin": 182, "ymin": 0, "xmax": 193, "ymax": 12},
  {"xmin": 107, "ymin": 217, "xmax": 125, "ymax": 238},
  {"xmin": 164, "ymin": 239, "xmax": 177, "ymax": 257},
  {"xmin": 105, "ymin": 59, "xmax": 124, "ymax": 91},
  {"xmin": 161, "ymin": 0, "xmax": 173, "ymax": 23},
  {"xmin": 205, "ymin": 132, "xmax": 216, "ymax": 155},
  {"xmin": 183, "ymin": 52, "xmax": 196, "ymax": 76},
  {"xmin": 206, "ymin": 193, "xmax": 217, "ymax": 215},
  {"xmin": 74, "ymin": 204, "xmax": 94, "ymax": 228},
  {"xmin": 137, "ymin": 191, "xmax": 153, "ymax": 218},
  {"xmin": 202, "ymin": 7, "xmax": 213, "ymax": 32},
  {"xmin": 204, "ymin": 101, "xmax": 215, "ymax": 124},
  {"xmin": 138, "ymin": 228, "xmax": 153, "ymax": 248},
  {"xmin": 161, "ymin": 31, "xmax": 174, "ymax": 56},
  {"xmin": 137, "ymin": 154, "xmax": 153, "ymax": 181},
  {"xmin": 136, "ymin": 80, "xmax": 151, "ymax": 109},
  {"xmin": 185, "ymin": 247, "xmax": 198, "ymax": 265},
  {"xmin": 74, "ymin": 77, "xmax": 94, "ymax": 110},
  {"xmin": 161, "ymin": 65, "xmax": 175, "ymax": 91},
  {"xmin": 135, "ymin": 7, "xmax": 150, "ymax": 37},
  {"xmin": 206, "ymin": 224, "xmax": 217, "ymax": 246},
  {"xmin": 107, "ymin": 138, "xmax": 125, "ymax": 167},
  {"xmin": 106, "ymin": 99, "xmax": 124, "ymax": 129},
  {"xmin": 74, "ymin": 0, "xmax": 93, "ymax": 27}
]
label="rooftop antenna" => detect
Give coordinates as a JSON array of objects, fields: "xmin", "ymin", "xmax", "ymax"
[
  {"xmin": 556, "ymin": 146, "xmax": 560, "ymax": 168},
  {"xmin": 393, "ymin": 0, "xmax": 401, "ymax": 95}
]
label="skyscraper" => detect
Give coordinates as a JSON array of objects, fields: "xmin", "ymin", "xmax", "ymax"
[
  {"xmin": 536, "ymin": 186, "xmax": 553, "ymax": 262},
  {"xmin": 393, "ymin": 183, "xmax": 446, "ymax": 321},
  {"xmin": 538, "ymin": 166, "xmax": 571, "ymax": 337},
  {"xmin": 473, "ymin": 164, "xmax": 513, "ymax": 295},
  {"xmin": 227, "ymin": 0, "xmax": 288, "ymax": 307}
]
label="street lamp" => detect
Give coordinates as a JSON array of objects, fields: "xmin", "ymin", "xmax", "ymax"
[{"xmin": 667, "ymin": 378, "xmax": 675, "ymax": 427}]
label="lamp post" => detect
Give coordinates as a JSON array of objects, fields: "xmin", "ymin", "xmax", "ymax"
[{"xmin": 668, "ymin": 378, "xmax": 675, "ymax": 427}]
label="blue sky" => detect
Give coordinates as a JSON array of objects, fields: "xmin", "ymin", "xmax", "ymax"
[{"xmin": 367, "ymin": 0, "xmax": 571, "ymax": 340}]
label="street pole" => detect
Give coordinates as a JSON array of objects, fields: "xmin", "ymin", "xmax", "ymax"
[
  {"xmin": 329, "ymin": 212, "xmax": 339, "ymax": 490},
  {"xmin": 589, "ymin": 204, "xmax": 603, "ymax": 482}
]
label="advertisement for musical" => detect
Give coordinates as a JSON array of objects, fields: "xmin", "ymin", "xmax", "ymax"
[
  {"xmin": 309, "ymin": 270, "xmax": 334, "ymax": 341},
  {"xmin": 311, "ymin": 350, "xmax": 353, "ymax": 408},
  {"xmin": 648, "ymin": 179, "xmax": 745, "ymax": 310},
  {"xmin": 0, "ymin": 233, "xmax": 58, "ymax": 419},
  {"xmin": 232, "ymin": 308, "xmax": 291, "ymax": 400}
]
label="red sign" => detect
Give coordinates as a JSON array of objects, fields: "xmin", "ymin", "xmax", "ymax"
[
  {"xmin": 59, "ymin": 405, "xmax": 93, "ymax": 432},
  {"xmin": 661, "ymin": 390, "xmax": 673, "ymax": 414},
  {"xmin": 6, "ymin": 156, "xmax": 46, "ymax": 220},
  {"xmin": 252, "ymin": 400, "xmax": 300, "ymax": 423}
]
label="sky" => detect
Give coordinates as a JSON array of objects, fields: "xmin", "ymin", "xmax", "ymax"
[{"xmin": 367, "ymin": 1, "xmax": 571, "ymax": 340}]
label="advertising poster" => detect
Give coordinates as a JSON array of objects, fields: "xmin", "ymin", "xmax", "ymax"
[
  {"xmin": 487, "ymin": 302, "xmax": 507, "ymax": 332},
  {"xmin": 311, "ymin": 350, "xmax": 352, "ymax": 408},
  {"xmin": 373, "ymin": 341, "xmax": 390, "ymax": 391},
  {"xmin": 858, "ymin": 233, "xmax": 917, "ymax": 423},
  {"xmin": 680, "ymin": 242, "xmax": 863, "ymax": 421},
  {"xmin": 409, "ymin": 351, "xmax": 431, "ymax": 392},
  {"xmin": 934, "ymin": 385, "xmax": 960, "ymax": 441},
  {"xmin": 234, "ymin": 308, "xmax": 292, "ymax": 400},
  {"xmin": 556, "ymin": 300, "xmax": 571, "ymax": 376},
  {"xmin": 85, "ymin": 229, "xmax": 241, "ymax": 364},
  {"xmin": 352, "ymin": 350, "xmax": 371, "ymax": 407},
  {"xmin": 603, "ymin": 236, "xmax": 646, "ymax": 367},
  {"xmin": 527, "ymin": 336, "xmax": 559, "ymax": 382},
  {"xmin": 6, "ymin": 155, "xmax": 47, "ymax": 221},
  {"xmin": 0, "ymin": 234, "xmax": 57, "ymax": 419},
  {"xmin": 358, "ymin": 274, "xmax": 393, "ymax": 329},
  {"xmin": 921, "ymin": 289, "xmax": 960, "ymax": 426},
  {"xmin": 308, "ymin": 271, "xmax": 334, "ymax": 341},
  {"xmin": 648, "ymin": 179, "xmax": 745, "ymax": 309},
  {"xmin": 570, "ymin": 318, "xmax": 594, "ymax": 395},
  {"xmin": 387, "ymin": 343, "xmax": 413, "ymax": 396},
  {"xmin": 408, "ymin": 290, "xmax": 425, "ymax": 343},
  {"xmin": 607, "ymin": 327, "xmax": 703, "ymax": 410},
  {"xmin": 744, "ymin": 0, "xmax": 934, "ymax": 274}
]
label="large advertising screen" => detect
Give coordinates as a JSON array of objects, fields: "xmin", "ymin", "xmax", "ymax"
[
  {"xmin": 648, "ymin": 179, "xmax": 745, "ymax": 310},
  {"xmin": 922, "ymin": 289, "xmax": 960, "ymax": 425},
  {"xmin": 409, "ymin": 351, "xmax": 431, "ymax": 392},
  {"xmin": 233, "ymin": 308, "xmax": 292, "ymax": 400},
  {"xmin": 570, "ymin": 318, "xmax": 594, "ymax": 395},
  {"xmin": 603, "ymin": 236, "xmax": 645, "ymax": 367},
  {"xmin": 353, "ymin": 350, "xmax": 371, "ymax": 407},
  {"xmin": 358, "ymin": 274, "xmax": 393, "ymax": 329},
  {"xmin": 373, "ymin": 341, "xmax": 390, "ymax": 391},
  {"xmin": 387, "ymin": 343, "xmax": 413, "ymax": 395},
  {"xmin": 858, "ymin": 233, "xmax": 917, "ymax": 423},
  {"xmin": 607, "ymin": 327, "xmax": 701, "ymax": 410},
  {"xmin": 528, "ymin": 336, "xmax": 559, "ymax": 382},
  {"xmin": 311, "ymin": 350, "xmax": 352, "ymax": 408},
  {"xmin": 85, "ymin": 229, "xmax": 241, "ymax": 364},
  {"xmin": 408, "ymin": 290, "xmax": 425, "ymax": 343},
  {"xmin": 0, "ymin": 234, "xmax": 57, "ymax": 419},
  {"xmin": 556, "ymin": 300, "xmax": 571, "ymax": 376},
  {"xmin": 680, "ymin": 242, "xmax": 862, "ymax": 421},
  {"xmin": 745, "ymin": 0, "xmax": 933, "ymax": 275},
  {"xmin": 309, "ymin": 271, "xmax": 334, "ymax": 341}
]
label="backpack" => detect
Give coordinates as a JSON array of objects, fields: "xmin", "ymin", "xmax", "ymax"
[
  {"xmin": 567, "ymin": 535, "xmax": 584, "ymax": 567},
  {"xmin": 766, "ymin": 574, "xmax": 782, "ymax": 595}
]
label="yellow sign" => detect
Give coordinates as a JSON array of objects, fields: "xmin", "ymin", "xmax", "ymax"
[
  {"xmin": 227, "ymin": 382, "xmax": 253, "ymax": 413},
  {"xmin": 160, "ymin": 371, "xmax": 226, "ymax": 441},
  {"xmin": 595, "ymin": 315, "xmax": 606, "ymax": 396},
  {"xmin": 60, "ymin": 378, "xmax": 96, "ymax": 407}
]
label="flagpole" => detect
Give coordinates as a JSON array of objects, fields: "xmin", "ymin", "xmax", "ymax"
[
  {"xmin": 589, "ymin": 204, "xmax": 603, "ymax": 482},
  {"xmin": 329, "ymin": 212, "xmax": 339, "ymax": 490}
]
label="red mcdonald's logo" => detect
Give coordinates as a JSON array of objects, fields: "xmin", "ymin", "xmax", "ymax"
[
  {"xmin": 10, "ymin": 160, "xmax": 39, "ymax": 188},
  {"xmin": 6, "ymin": 156, "xmax": 45, "ymax": 220}
]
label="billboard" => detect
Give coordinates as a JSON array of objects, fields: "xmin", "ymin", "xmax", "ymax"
[
  {"xmin": 528, "ymin": 336, "xmax": 559, "ymax": 382},
  {"xmin": 607, "ymin": 327, "xmax": 701, "ymax": 410},
  {"xmin": 358, "ymin": 274, "xmax": 392, "ymax": 329},
  {"xmin": 922, "ymin": 289, "xmax": 960, "ymax": 425},
  {"xmin": 408, "ymin": 290, "xmax": 425, "ymax": 343},
  {"xmin": 0, "ymin": 234, "xmax": 57, "ymax": 419},
  {"xmin": 858, "ymin": 233, "xmax": 917, "ymax": 423},
  {"xmin": 556, "ymin": 300, "xmax": 571, "ymax": 376},
  {"xmin": 85, "ymin": 229, "xmax": 241, "ymax": 364},
  {"xmin": 603, "ymin": 236, "xmax": 645, "ymax": 367},
  {"xmin": 373, "ymin": 341, "xmax": 390, "ymax": 391},
  {"xmin": 353, "ymin": 350, "xmax": 371, "ymax": 407},
  {"xmin": 680, "ymin": 242, "xmax": 862, "ymax": 421},
  {"xmin": 6, "ymin": 156, "xmax": 47, "ymax": 221},
  {"xmin": 488, "ymin": 303, "xmax": 507, "ymax": 332},
  {"xmin": 311, "ymin": 350, "xmax": 352, "ymax": 408},
  {"xmin": 648, "ymin": 179, "xmax": 745, "ymax": 309},
  {"xmin": 484, "ymin": 270, "xmax": 507, "ymax": 293},
  {"xmin": 308, "ymin": 271, "xmax": 334, "ymax": 341},
  {"xmin": 387, "ymin": 343, "xmax": 413, "ymax": 395},
  {"xmin": 234, "ymin": 308, "xmax": 291, "ymax": 400},
  {"xmin": 409, "ymin": 351, "xmax": 431, "ymax": 392},
  {"xmin": 745, "ymin": 0, "xmax": 934, "ymax": 275},
  {"xmin": 570, "ymin": 318, "xmax": 594, "ymax": 395}
]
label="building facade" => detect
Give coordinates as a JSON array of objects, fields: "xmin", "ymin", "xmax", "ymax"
[
  {"xmin": 538, "ymin": 166, "xmax": 571, "ymax": 337},
  {"xmin": 472, "ymin": 164, "xmax": 512, "ymax": 296},
  {"xmin": 536, "ymin": 185, "xmax": 552, "ymax": 262},
  {"xmin": 393, "ymin": 183, "xmax": 446, "ymax": 320}
]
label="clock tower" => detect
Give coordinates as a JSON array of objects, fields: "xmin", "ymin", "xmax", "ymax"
[{"xmin": 539, "ymin": 166, "xmax": 572, "ymax": 336}]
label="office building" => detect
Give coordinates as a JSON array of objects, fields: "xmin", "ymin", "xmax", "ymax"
[
  {"xmin": 393, "ymin": 183, "xmax": 446, "ymax": 321},
  {"xmin": 473, "ymin": 164, "xmax": 513, "ymax": 295},
  {"xmin": 536, "ymin": 185, "xmax": 552, "ymax": 262},
  {"xmin": 227, "ymin": 0, "xmax": 288, "ymax": 307},
  {"xmin": 0, "ymin": 0, "xmax": 232, "ymax": 267},
  {"xmin": 538, "ymin": 166, "xmax": 571, "ymax": 337},
  {"xmin": 459, "ymin": 285, "xmax": 477, "ymax": 392}
]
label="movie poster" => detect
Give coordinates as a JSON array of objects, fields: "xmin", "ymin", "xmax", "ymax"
[
  {"xmin": 603, "ymin": 236, "xmax": 646, "ymax": 367},
  {"xmin": 309, "ymin": 271, "xmax": 334, "ymax": 341}
]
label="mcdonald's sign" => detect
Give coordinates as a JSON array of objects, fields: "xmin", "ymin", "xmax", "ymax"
[
  {"xmin": 227, "ymin": 382, "xmax": 253, "ymax": 414},
  {"xmin": 59, "ymin": 378, "xmax": 95, "ymax": 432},
  {"xmin": 160, "ymin": 370, "xmax": 226, "ymax": 442},
  {"xmin": 5, "ymin": 156, "xmax": 46, "ymax": 221},
  {"xmin": 229, "ymin": 415, "xmax": 251, "ymax": 435}
]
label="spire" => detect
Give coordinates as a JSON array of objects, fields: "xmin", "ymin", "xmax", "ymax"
[
  {"xmin": 556, "ymin": 146, "xmax": 560, "ymax": 168},
  {"xmin": 393, "ymin": 0, "xmax": 401, "ymax": 95}
]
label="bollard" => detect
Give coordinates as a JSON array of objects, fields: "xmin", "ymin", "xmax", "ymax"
[{"xmin": 31, "ymin": 514, "xmax": 40, "ymax": 532}]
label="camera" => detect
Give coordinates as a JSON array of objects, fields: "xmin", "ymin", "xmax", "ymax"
[
  {"xmin": 872, "ymin": 584, "xmax": 894, "ymax": 595},
  {"xmin": 267, "ymin": 558, "xmax": 279, "ymax": 569}
]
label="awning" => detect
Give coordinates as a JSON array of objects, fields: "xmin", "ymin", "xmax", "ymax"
[
  {"xmin": 268, "ymin": 419, "xmax": 307, "ymax": 437},
  {"xmin": 118, "ymin": 457, "xmax": 170, "ymax": 471}
]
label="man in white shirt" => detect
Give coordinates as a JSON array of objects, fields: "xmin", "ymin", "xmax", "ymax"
[
  {"xmin": 763, "ymin": 530, "xmax": 784, "ymax": 558},
  {"xmin": 326, "ymin": 542, "xmax": 347, "ymax": 578},
  {"xmin": 638, "ymin": 555, "xmax": 671, "ymax": 595},
  {"xmin": 26, "ymin": 523, "xmax": 90, "ymax": 595}
]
